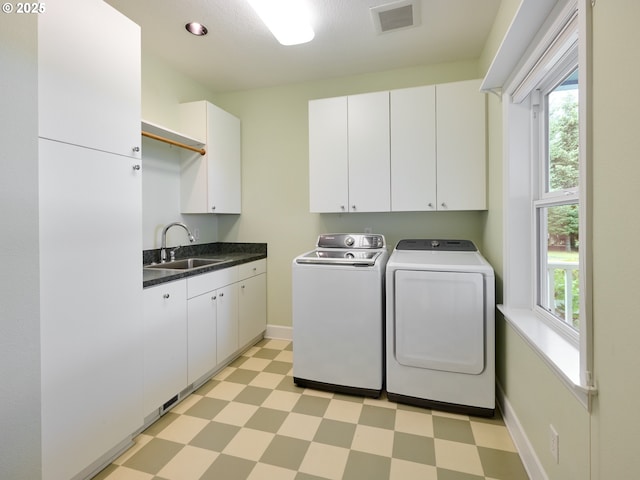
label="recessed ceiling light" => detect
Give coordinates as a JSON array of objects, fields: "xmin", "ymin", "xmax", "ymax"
[
  {"xmin": 185, "ymin": 22, "xmax": 208, "ymax": 36},
  {"xmin": 248, "ymin": 0, "xmax": 314, "ymax": 46}
]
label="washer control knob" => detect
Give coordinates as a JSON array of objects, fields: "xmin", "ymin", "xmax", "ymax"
[
  {"xmin": 431, "ymin": 240, "xmax": 440, "ymax": 248},
  {"xmin": 345, "ymin": 236, "xmax": 355, "ymax": 247}
]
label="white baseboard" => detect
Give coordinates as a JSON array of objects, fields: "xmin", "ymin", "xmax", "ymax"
[
  {"xmin": 497, "ymin": 382, "xmax": 548, "ymax": 480},
  {"xmin": 265, "ymin": 324, "xmax": 292, "ymax": 341}
]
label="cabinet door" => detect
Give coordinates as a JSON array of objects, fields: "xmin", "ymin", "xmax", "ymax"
[
  {"xmin": 216, "ymin": 283, "xmax": 240, "ymax": 364},
  {"xmin": 187, "ymin": 292, "xmax": 217, "ymax": 385},
  {"xmin": 208, "ymin": 103, "xmax": 241, "ymax": 213},
  {"xmin": 179, "ymin": 101, "xmax": 241, "ymax": 214},
  {"xmin": 239, "ymin": 273, "xmax": 267, "ymax": 348},
  {"xmin": 390, "ymin": 86, "xmax": 437, "ymax": 211},
  {"xmin": 308, "ymin": 96, "xmax": 349, "ymax": 213},
  {"xmin": 39, "ymin": 139, "xmax": 143, "ymax": 480},
  {"xmin": 143, "ymin": 281, "xmax": 188, "ymax": 416},
  {"xmin": 348, "ymin": 91, "xmax": 391, "ymax": 212},
  {"xmin": 38, "ymin": 0, "xmax": 141, "ymax": 158},
  {"xmin": 436, "ymin": 79, "xmax": 487, "ymax": 210}
]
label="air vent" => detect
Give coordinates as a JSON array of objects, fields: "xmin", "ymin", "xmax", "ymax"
[{"xmin": 371, "ymin": 0, "xmax": 421, "ymax": 34}]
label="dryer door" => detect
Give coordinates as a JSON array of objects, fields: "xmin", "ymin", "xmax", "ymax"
[{"xmin": 394, "ymin": 270, "xmax": 485, "ymax": 374}]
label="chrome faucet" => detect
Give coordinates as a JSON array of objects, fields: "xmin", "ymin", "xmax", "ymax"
[{"xmin": 160, "ymin": 222, "xmax": 195, "ymax": 263}]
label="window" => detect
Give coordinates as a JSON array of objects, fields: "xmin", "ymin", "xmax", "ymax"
[
  {"xmin": 497, "ymin": 0, "xmax": 595, "ymax": 408},
  {"xmin": 536, "ymin": 67, "xmax": 580, "ymax": 337}
]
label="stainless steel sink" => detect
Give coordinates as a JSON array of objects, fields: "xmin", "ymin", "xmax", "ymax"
[{"xmin": 145, "ymin": 258, "xmax": 225, "ymax": 271}]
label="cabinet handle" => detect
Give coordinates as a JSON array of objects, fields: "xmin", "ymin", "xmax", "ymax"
[
  {"xmin": 211, "ymin": 206, "xmax": 216, "ymax": 211},
  {"xmin": 163, "ymin": 293, "xmax": 170, "ymax": 299},
  {"xmin": 132, "ymin": 164, "xmax": 141, "ymax": 171},
  {"xmin": 132, "ymin": 146, "xmax": 140, "ymax": 153},
  {"xmin": 351, "ymin": 205, "xmax": 356, "ymax": 211},
  {"xmin": 340, "ymin": 205, "xmax": 345, "ymax": 211},
  {"xmin": 212, "ymin": 295, "xmax": 217, "ymax": 300},
  {"xmin": 441, "ymin": 202, "xmax": 447, "ymax": 208},
  {"xmin": 428, "ymin": 202, "xmax": 433, "ymax": 208},
  {"xmin": 219, "ymin": 292, "xmax": 224, "ymax": 297},
  {"xmin": 241, "ymin": 284, "xmax": 245, "ymax": 289}
]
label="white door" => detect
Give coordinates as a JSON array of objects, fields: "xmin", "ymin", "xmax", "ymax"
[
  {"xmin": 207, "ymin": 102, "xmax": 241, "ymax": 213},
  {"xmin": 435, "ymin": 79, "xmax": 486, "ymax": 210},
  {"xmin": 39, "ymin": 139, "xmax": 143, "ymax": 479},
  {"xmin": 38, "ymin": 0, "xmax": 141, "ymax": 158},
  {"xmin": 393, "ymin": 270, "xmax": 485, "ymax": 375},
  {"xmin": 347, "ymin": 91, "xmax": 390, "ymax": 212},
  {"xmin": 308, "ymin": 96, "xmax": 349, "ymax": 212},
  {"xmin": 390, "ymin": 85, "xmax": 437, "ymax": 211},
  {"xmin": 216, "ymin": 283, "xmax": 239, "ymax": 364},
  {"xmin": 187, "ymin": 291, "xmax": 217, "ymax": 385}
]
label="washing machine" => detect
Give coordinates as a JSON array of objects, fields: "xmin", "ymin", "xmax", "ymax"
[
  {"xmin": 386, "ymin": 239, "xmax": 495, "ymax": 416},
  {"xmin": 292, "ymin": 233, "xmax": 388, "ymax": 397}
]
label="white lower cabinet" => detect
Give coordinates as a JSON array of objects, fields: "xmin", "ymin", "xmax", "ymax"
[
  {"xmin": 239, "ymin": 260, "xmax": 268, "ymax": 348},
  {"xmin": 216, "ymin": 283, "xmax": 240, "ymax": 364},
  {"xmin": 187, "ymin": 291, "xmax": 218, "ymax": 386},
  {"xmin": 145, "ymin": 260, "xmax": 267, "ymax": 418},
  {"xmin": 143, "ymin": 280, "xmax": 187, "ymax": 416}
]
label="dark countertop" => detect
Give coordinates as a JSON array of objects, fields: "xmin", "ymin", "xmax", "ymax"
[{"xmin": 143, "ymin": 242, "xmax": 267, "ymax": 288}]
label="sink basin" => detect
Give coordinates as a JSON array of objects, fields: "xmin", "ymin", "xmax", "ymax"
[{"xmin": 145, "ymin": 258, "xmax": 224, "ymax": 271}]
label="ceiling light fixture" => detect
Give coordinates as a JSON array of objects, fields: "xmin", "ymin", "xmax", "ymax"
[
  {"xmin": 185, "ymin": 22, "xmax": 208, "ymax": 36},
  {"xmin": 248, "ymin": 0, "xmax": 314, "ymax": 46}
]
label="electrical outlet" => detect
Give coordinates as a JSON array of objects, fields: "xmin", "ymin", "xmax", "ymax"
[
  {"xmin": 549, "ymin": 424, "xmax": 559, "ymax": 463},
  {"xmin": 193, "ymin": 228, "xmax": 200, "ymax": 241}
]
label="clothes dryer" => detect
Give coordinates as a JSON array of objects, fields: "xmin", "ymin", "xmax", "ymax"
[{"xmin": 386, "ymin": 239, "xmax": 495, "ymax": 416}]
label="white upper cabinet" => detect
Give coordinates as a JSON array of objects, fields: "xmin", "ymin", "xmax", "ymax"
[
  {"xmin": 308, "ymin": 92, "xmax": 390, "ymax": 213},
  {"xmin": 309, "ymin": 96, "xmax": 349, "ymax": 213},
  {"xmin": 348, "ymin": 92, "xmax": 391, "ymax": 212},
  {"xmin": 390, "ymin": 85, "xmax": 437, "ymax": 211},
  {"xmin": 38, "ymin": 0, "xmax": 141, "ymax": 158},
  {"xmin": 179, "ymin": 101, "xmax": 242, "ymax": 214},
  {"xmin": 436, "ymin": 79, "xmax": 487, "ymax": 210},
  {"xmin": 309, "ymin": 80, "xmax": 486, "ymax": 213}
]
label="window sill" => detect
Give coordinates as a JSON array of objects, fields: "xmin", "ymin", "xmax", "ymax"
[{"xmin": 497, "ymin": 305, "xmax": 596, "ymax": 410}]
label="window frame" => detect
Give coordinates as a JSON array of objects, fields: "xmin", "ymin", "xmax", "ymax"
[
  {"xmin": 497, "ymin": 0, "xmax": 596, "ymax": 409},
  {"xmin": 533, "ymin": 58, "xmax": 581, "ymax": 346}
]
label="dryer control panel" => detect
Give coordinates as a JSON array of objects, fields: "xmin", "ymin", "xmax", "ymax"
[{"xmin": 396, "ymin": 239, "xmax": 477, "ymax": 251}]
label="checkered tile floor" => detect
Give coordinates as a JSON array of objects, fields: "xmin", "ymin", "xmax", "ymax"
[{"xmin": 95, "ymin": 339, "xmax": 528, "ymax": 480}]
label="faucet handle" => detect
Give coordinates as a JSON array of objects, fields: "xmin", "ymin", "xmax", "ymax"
[{"xmin": 169, "ymin": 245, "xmax": 181, "ymax": 262}]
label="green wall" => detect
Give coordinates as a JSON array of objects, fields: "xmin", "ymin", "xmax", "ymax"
[{"xmin": 211, "ymin": 62, "xmax": 486, "ymax": 329}]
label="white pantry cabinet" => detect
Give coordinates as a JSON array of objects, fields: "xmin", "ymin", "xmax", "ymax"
[
  {"xmin": 38, "ymin": 0, "xmax": 141, "ymax": 159},
  {"xmin": 238, "ymin": 260, "xmax": 268, "ymax": 348},
  {"xmin": 309, "ymin": 91, "xmax": 390, "ymax": 212},
  {"xmin": 179, "ymin": 101, "xmax": 241, "ymax": 214},
  {"xmin": 37, "ymin": 2, "xmax": 143, "ymax": 479},
  {"xmin": 39, "ymin": 140, "xmax": 143, "ymax": 480},
  {"xmin": 143, "ymin": 281, "xmax": 188, "ymax": 417}
]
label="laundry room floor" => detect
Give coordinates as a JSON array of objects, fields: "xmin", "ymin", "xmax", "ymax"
[{"xmin": 95, "ymin": 339, "xmax": 528, "ymax": 480}]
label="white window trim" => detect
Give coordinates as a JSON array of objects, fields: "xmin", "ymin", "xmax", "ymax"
[{"xmin": 497, "ymin": 0, "xmax": 596, "ymax": 410}]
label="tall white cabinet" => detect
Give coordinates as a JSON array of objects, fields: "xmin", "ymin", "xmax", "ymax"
[{"xmin": 37, "ymin": 1, "xmax": 143, "ymax": 479}]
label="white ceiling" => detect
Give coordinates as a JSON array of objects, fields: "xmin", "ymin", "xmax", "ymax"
[{"xmin": 105, "ymin": 0, "xmax": 502, "ymax": 93}]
